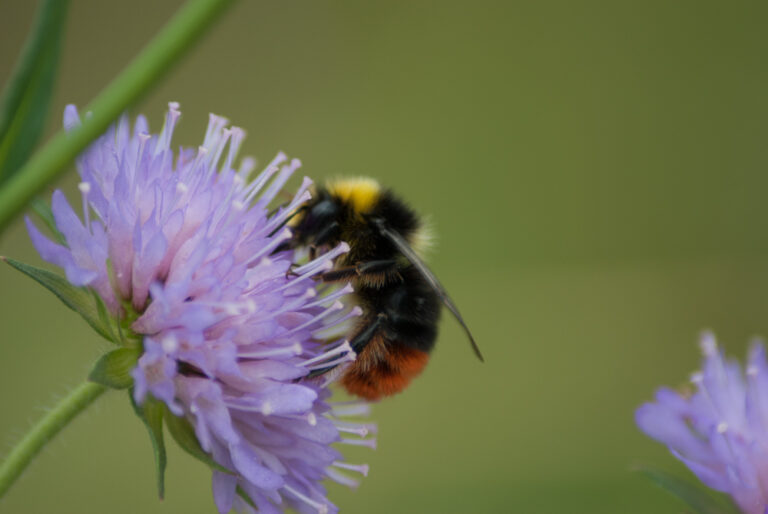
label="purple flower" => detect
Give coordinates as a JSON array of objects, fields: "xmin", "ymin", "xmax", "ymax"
[
  {"xmin": 27, "ymin": 103, "xmax": 375, "ymax": 513},
  {"xmin": 636, "ymin": 332, "xmax": 768, "ymax": 514}
]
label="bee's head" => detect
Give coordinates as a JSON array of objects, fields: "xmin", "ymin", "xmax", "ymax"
[{"xmin": 291, "ymin": 192, "xmax": 341, "ymax": 244}]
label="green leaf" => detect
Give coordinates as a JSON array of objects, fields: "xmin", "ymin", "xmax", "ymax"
[
  {"xmin": 163, "ymin": 405, "xmax": 233, "ymax": 474},
  {"xmin": 0, "ymin": 0, "xmax": 69, "ymax": 184},
  {"xmin": 88, "ymin": 348, "xmax": 139, "ymax": 389},
  {"xmin": 130, "ymin": 394, "xmax": 166, "ymax": 499},
  {"xmin": 635, "ymin": 466, "xmax": 740, "ymax": 514},
  {"xmin": 0, "ymin": 0, "xmax": 236, "ymax": 234},
  {"xmin": 2, "ymin": 257, "xmax": 117, "ymax": 343}
]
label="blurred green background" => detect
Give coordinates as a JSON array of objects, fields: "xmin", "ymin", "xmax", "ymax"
[{"xmin": 2, "ymin": 1, "xmax": 768, "ymax": 512}]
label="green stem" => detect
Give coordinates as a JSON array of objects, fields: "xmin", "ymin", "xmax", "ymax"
[
  {"xmin": 0, "ymin": 381, "xmax": 106, "ymax": 498},
  {"xmin": 0, "ymin": 0, "xmax": 236, "ymax": 233}
]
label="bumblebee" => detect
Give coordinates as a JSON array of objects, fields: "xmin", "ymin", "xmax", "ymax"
[{"xmin": 281, "ymin": 177, "xmax": 483, "ymax": 401}]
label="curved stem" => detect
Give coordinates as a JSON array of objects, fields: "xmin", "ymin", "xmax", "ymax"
[
  {"xmin": 0, "ymin": 0, "xmax": 236, "ymax": 233},
  {"xmin": 0, "ymin": 381, "xmax": 106, "ymax": 498}
]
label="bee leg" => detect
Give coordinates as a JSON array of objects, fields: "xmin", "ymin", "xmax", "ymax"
[
  {"xmin": 285, "ymin": 262, "xmax": 301, "ymax": 279},
  {"xmin": 319, "ymin": 259, "xmax": 400, "ymax": 285},
  {"xmin": 355, "ymin": 260, "xmax": 402, "ymax": 285},
  {"xmin": 350, "ymin": 313, "xmax": 387, "ymax": 353},
  {"xmin": 304, "ymin": 314, "xmax": 387, "ymax": 378}
]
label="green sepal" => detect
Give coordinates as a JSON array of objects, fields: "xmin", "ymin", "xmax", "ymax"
[
  {"xmin": 0, "ymin": 0, "xmax": 69, "ymax": 183},
  {"xmin": 2, "ymin": 257, "xmax": 119, "ymax": 343},
  {"xmin": 30, "ymin": 198, "xmax": 66, "ymax": 245},
  {"xmin": 88, "ymin": 347, "xmax": 139, "ymax": 389},
  {"xmin": 236, "ymin": 486, "xmax": 256, "ymax": 509},
  {"xmin": 162, "ymin": 404, "xmax": 233, "ymax": 475},
  {"xmin": 635, "ymin": 466, "xmax": 740, "ymax": 514},
  {"xmin": 130, "ymin": 393, "xmax": 166, "ymax": 499}
]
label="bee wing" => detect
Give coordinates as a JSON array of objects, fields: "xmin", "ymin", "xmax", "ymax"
[{"xmin": 376, "ymin": 222, "xmax": 484, "ymax": 362}]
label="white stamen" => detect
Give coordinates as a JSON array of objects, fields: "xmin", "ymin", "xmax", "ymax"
[
  {"xmin": 330, "ymin": 403, "xmax": 372, "ymax": 418},
  {"xmin": 332, "ymin": 461, "xmax": 369, "ymax": 476},
  {"xmin": 238, "ymin": 156, "xmax": 256, "ymax": 181},
  {"xmin": 245, "ymin": 228, "xmax": 293, "ymax": 266},
  {"xmin": 748, "ymin": 366, "xmax": 759, "ymax": 377},
  {"xmin": 700, "ymin": 332, "xmax": 718, "ymax": 356},
  {"xmin": 243, "ymin": 152, "xmax": 286, "ymax": 203},
  {"xmin": 259, "ymin": 158, "xmax": 302, "ymax": 206},
  {"xmin": 307, "ymin": 351, "xmax": 356, "ymax": 371},
  {"xmin": 271, "ymin": 259, "xmax": 333, "ymax": 294},
  {"xmin": 311, "ymin": 307, "xmax": 363, "ymax": 339},
  {"xmin": 261, "ymin": 190, "xmax": 312, "ymax": 235},
  {"xmin": 237, "ymin": 343, "xmax": 303, "ymax": 359},
  {"xmin": 325, "ymin": 467, "xmax": 359, "ymax": 488},
  {"xmin": 333, "ymin": 420, "xmax": 378, "ymax": 436},
  {"xmin": 717, "ymin": 422, "xmax": 728, "ymax": 434},
  {"xmin": 155, "ymin": 103, "xmax": 181, "ymax": 155},
  {"xmin": 278, "ymin": 301, "xmax": 344, "ymax": 338},
  {"xmin": 303, "ymin": 284, "xmax": 354, "ymax": 309},
  {"xmin": 334, "ymin": 424, "xmax": 371, "ymax": 437},
  {"xmin": 341, "ymin": 437, "xmax": 377, "ymax": 449},
  {"xmin": 224, "ymin": 126, "xmax": 245, "ymax": 172},
  {"xmin": 176, "ymin": 182, "xmax": 189, "ymax": 193},
  {"xmin": 290, "ymin": 242, "xmax": 350, "ymax": 277},
  {"xmin": 303, "ymin": 341, "xmax": 353, "ymax": 367},
  {"xmin": 262, "ymin": 402, "xmax": 273, "ymax": 415},
  {"xmin": 232, "ymin": 200, "xmax": 245, "ymax": 211},
  {"xmin": 79, "ymin": 182, "xmax": 92, "ymax": 230},
  {"xmin": 282, "ymin": 485, "xmax": 329, "ymax": 514}
]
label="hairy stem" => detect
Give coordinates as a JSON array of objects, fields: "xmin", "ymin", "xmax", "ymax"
[{"xmin": 0, "ymin": 381, "xmax": 107, "ymax": 498}]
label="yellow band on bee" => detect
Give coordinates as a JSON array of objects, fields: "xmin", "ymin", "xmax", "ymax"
[{"xmin": 326, "ymin": 177, "xmax": 381, "ymax": 214}]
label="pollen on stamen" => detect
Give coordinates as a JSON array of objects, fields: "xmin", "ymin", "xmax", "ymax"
[
  {"xmin": 78, "ymin": 182, "xmax": 91, "ymax": 194},
  {"xmin": 690, "ymin": 372, "xmax": 703, "ymax": 384},
  {"xmin": 161, "ymin": 336, "xmax": 178, "ymax": 353},
  {"xmin": 717, "ymin": 422, "xmax": 729, "ymax": 434},
  {"xmin": 176, "ymin": 182, "xmax": 189, "ymax": 193}
]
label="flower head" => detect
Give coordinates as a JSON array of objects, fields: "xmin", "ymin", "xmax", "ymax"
[
  {"xmin": 27, "ymin": 103, "xmax": 375, "ymax": 513},
  {"xmin": 636, "ymin": 332, "xmax": 768, "ymax": 514}
]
